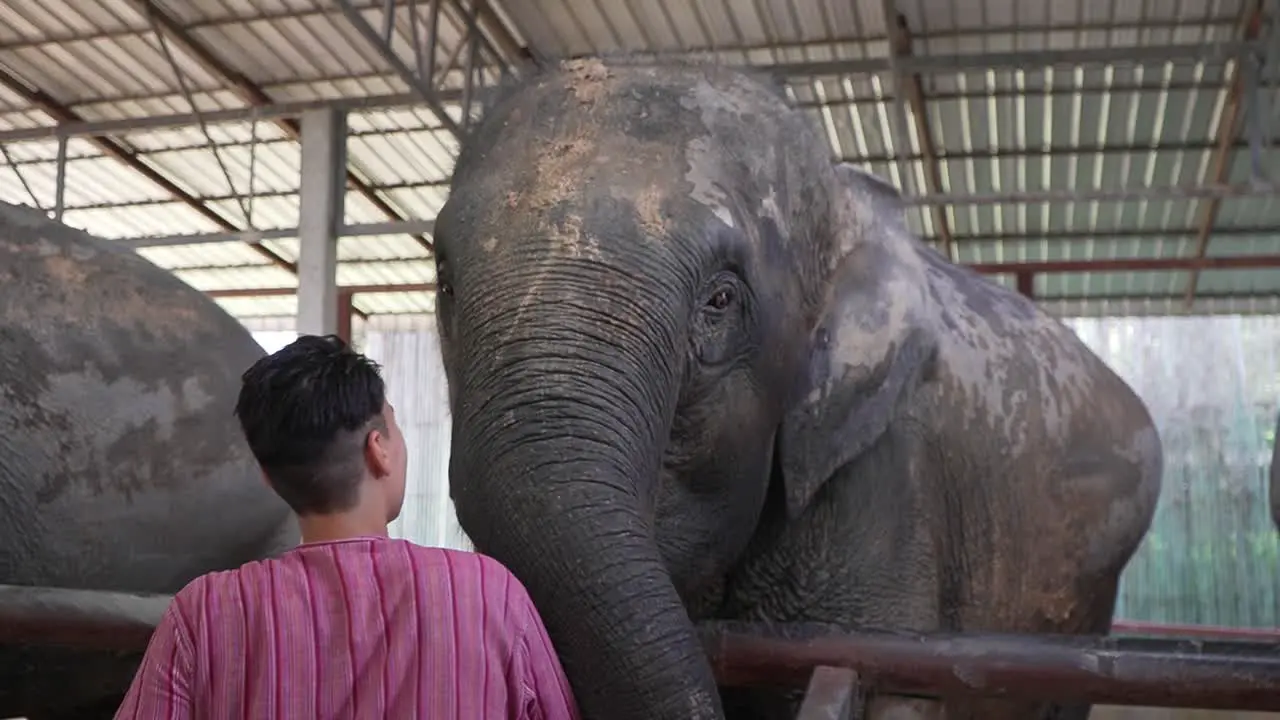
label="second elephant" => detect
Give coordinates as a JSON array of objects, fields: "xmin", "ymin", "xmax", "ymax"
[{"xmin": 433, "ymin": 59, "xmax": 1164, "ymax": 720}]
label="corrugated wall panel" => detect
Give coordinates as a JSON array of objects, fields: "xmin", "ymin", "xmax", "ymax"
[
  {"xmin": 362, "ymin": 329, "xmax": 473, "ymax": 551},
  {"xmin": 1067, "ymin": 315, "xmax": 1280, "ymax": 629}
]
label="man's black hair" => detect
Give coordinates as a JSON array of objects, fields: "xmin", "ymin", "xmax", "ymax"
[{"xmin": 234, "ymin": 334, "xmax": 388, "ymax": 515}]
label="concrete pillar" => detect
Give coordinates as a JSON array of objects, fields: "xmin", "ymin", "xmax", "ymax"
[{"xmin": 296, "ymin": 109, "xmax": 346, "ymax": 336}]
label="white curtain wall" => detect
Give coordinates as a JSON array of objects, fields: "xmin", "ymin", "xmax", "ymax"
[{"xmin": 363, "ymin": 328, "xmax": 474, "ymax": 551}]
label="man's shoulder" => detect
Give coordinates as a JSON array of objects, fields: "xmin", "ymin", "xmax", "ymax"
[
  {"xmin": 167, "ymin": 553, "xmax": 286, "ymax": 611},
  {"xmin": 393, "ymin": 542, "xmax": 536, "ymax": 611},
  {"xmin": 397, "ymin": 541, "xmax": 522, "ymax": 582}
]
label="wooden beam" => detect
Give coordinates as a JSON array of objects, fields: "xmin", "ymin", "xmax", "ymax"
[
  {"xmin": 336, "ymin": 289, "xmax": 356, "ymax": 343},
  {"xmin": 883, "ymin": 3, "xmax": 955, "ymax": 260},
  {"xmin": 1016, "ymin": 271, "xmax": 1035, "ymax": 298},
  {"xmin": 1182, "ymin": 0, "xmax": 1266, "ymax": 308},
  {"xmin": 700, "ymin": 621, "xmax": 1280, "ymax": 711}
]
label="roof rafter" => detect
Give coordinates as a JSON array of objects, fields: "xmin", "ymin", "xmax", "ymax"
[
  {"xmin": 0, "ymin": 67, "xmax": 297, "ymax": 274},
  {"xmin": 1183, "ymin": 0, "xmax": 1267, "ymax": 308},
  {"xmin": 882, "ymin": 2, "xmax": 954, "ymax": 261},
  {"xmin": 126, "ymin": 0, "xmax": 437, "ymax": 258}
]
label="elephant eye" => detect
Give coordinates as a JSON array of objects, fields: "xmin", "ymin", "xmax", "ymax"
[
  {"xmin": 707, "ymin": 287, "xmax": 734, "ymax": 310},
  {"xmin": 436, "ymin": 260, "xmax": 454, "ymax": 297}
]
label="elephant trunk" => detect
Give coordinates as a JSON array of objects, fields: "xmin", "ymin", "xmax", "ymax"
[{"xmin": 448, "ymin": 267, "xmax": 724, "ymax": 720}]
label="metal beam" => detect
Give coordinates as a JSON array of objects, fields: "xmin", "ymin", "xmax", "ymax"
[
  {"xmin": 195, "ymin": 252, "xmax": 1280, "ymax": 301},
  {"xmin": 108, "ymin": 186, "xmax": 1279, "ymax": 251},
  {"xmin": 965, "ymin": 254, "xmax": 1280, "ymax": 274},
  {"xmin": 0, "ymin": 66, "xmax": 296, "ymax": 274},
  {"xmin": 0, "ymin": 40, "xmax": 1271, "ymax": 144},
  {"xmin": 333, "ymin": 0, "xmax": 463, "ymax": 137},
  {"xmin": 765, "ymin": 40, "xmax": 1272, "ymax": 77},
  {"xmin": 906, "ymin": 183, "xmax": 1278, "ymax": 206},
  {"xmin": 1041, "ymin": 294, "xmax": 1280, "ymax": 317},
  {"xmin": 0, "ymin": 92, "xmax": 436, "ymax": 143},
  {"xmin": 112, "ymin": 220, "xmax": 1280, "ymax": 250},
  {"xmin": 67, "ymin": 183, "xmax": 1280, "ymax": 256},
  {"xmin": 472, "ymin": 0, "xmax": 531, "ymax": 68},
  {"xmin": 123, "ymin": 219, "xmax": 436, "ymax": 248},
  {"xmin": 128, "ymin": 0, "xmax": 436, "ymax": 254},
  {"xmin": 1184, "ymin": 1, "xmax": 1268, "ymax": 308}
]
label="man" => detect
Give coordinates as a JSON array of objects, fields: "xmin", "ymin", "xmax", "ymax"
[{"xmin": 115, "ymin": 334, "xmax": 579, "ymax": 719}]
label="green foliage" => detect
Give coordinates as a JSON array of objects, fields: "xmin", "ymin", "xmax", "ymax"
[{"xmin": 1066, "ymin": 316, "xmax": 1280, "ymax": 630}]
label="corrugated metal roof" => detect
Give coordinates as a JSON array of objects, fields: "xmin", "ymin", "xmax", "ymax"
[{"xmin": 1, "ymin": 0, "xmax": 1277, "ymax": 319}]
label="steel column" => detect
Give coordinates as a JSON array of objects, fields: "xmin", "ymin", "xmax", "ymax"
[
  {"xmin": 296, "ymin": 109, "xmax": 346, "ymax": 336},
  {"xmin": 53, "ymin": 135, "xmax": 67, "ymax": 222}
]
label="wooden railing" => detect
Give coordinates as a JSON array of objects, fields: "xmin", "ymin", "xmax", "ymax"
[
  {"xmin": 3, "ymin": 584, "xmax": 1280, "ymax": 718},
  {"xmin": 699, "ymin": 620, "xmax": 1280, "ymax": 718}
]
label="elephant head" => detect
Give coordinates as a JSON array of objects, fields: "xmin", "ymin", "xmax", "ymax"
[{"xmin": 434, "ymin": 59, "xmax": 938, "ymax": 720}]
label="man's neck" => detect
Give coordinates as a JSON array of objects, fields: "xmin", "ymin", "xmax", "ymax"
[{"xmin": 297, "ymin": 511, "xmax": 390, "ymax": 545}]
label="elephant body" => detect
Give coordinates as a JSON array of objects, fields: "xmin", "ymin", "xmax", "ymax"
[
  {"xmin": 0, "ymin": 202, "xmax": 299, "ymax": 719},
  {"xmin": 434, "ymin": 59, "xmax": 1163, "ymax": 720}
]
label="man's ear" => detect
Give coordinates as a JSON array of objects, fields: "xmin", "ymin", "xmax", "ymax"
[{"xmin": 364, "ymin": 427, "xmax": 393, "ymax": 479}]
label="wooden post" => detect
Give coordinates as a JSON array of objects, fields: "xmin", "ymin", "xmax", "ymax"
[
  {"xmin": 1016, "ymin": 271, "xmax": 1035, "ymax": 299},
  {"xmin": 336, "ymin": 289, "xmax": 354, "ymax": 344}
]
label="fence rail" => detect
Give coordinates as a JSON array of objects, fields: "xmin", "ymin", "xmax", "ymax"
[
  {"xmin": 3, "ymin": 584, "xmax": 1280, "ymax": 716},
  {"xmin": 698, "ymin": 621, "xmax": 1280, "ymax": 712}
]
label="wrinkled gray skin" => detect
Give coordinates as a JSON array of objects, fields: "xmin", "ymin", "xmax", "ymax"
[
  {"xmin": 0, "ymin": 202, "xmax": 298, "ymax": 719},
  {"xmin": 435, "ymin": 59, "xmax": 1164, "ymax": 720}
]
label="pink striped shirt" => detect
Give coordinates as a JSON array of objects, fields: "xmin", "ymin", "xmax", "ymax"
[{"xmin": 114, "ymin": 536, "xmax": 579, "ymax": 720}]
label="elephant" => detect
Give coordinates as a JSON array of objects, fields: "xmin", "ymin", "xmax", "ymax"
[
  {"xmin": 0, "ymin": 201, "xmax": 299, "ymax": 719},
  {"xmin": 432, "ymin": 58, "xmax": 1164, "ymax": 720}
]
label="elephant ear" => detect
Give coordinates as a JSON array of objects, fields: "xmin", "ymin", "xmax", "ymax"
[{"xmin": 775, "ymin": 162, "xmax": 940, "ymax": 520}]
